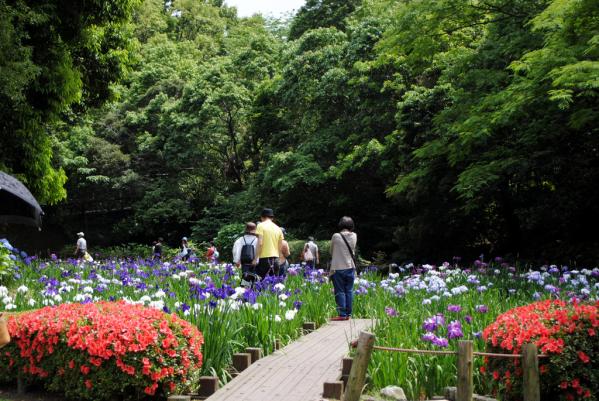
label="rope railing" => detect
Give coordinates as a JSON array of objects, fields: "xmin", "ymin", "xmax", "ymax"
[
  {"xmin": 344, "ymin": 333, "xmax": 541, "ymax": 401},
  {"xmin": 352, "ymin": 340, "xmax": 548, "ymax": 358}
]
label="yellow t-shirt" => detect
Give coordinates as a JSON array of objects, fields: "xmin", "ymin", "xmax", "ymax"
[{"xmin": 256, "ymin": 219, "xmax": 283, "ymax": 258}]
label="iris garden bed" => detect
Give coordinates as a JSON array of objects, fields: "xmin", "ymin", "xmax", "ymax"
[{"xmin": 0, "ymin": 239, "xmax": 597, "ymax": 400}]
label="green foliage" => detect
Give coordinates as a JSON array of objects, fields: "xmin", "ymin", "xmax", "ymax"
[
  {"xmin": 9, "ymin": 0, "xmax": 598, "ymax": 262},
  {"xmin": 0, "ymin": 0, "xmax": 139, "ymax": 204},
  {"xmin": 289, "ymin": 0, "xmax": 362, "ymax": 40},
  {"xmin": 212, "ymin": 223, "xmax": 245, "ymax": 262}
]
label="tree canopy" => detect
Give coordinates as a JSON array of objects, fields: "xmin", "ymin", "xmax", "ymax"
[{"xmin": 2, "ymin": 0, "xmax": 598, "ymax": 262}]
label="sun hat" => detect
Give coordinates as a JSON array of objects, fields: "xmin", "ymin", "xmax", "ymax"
[
  {"xmin": 77, "ymin": 232, "xmax": 84, "ymax": 237},
  {"xmin": 261, "ymin": 208, "xmax": 274, "ymax": 217},
  {"xmin": 182, "ymin": 236, "xmax": 188, "ymax": 241}
]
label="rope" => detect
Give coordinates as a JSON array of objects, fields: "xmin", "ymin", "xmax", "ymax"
[
  {"xmin": 372, "ymin": 345, "xmax": 456, "ymax": 355},
  {"xmin": 357, "ymin": 343, "xmax": 548, "ymax": 359}
]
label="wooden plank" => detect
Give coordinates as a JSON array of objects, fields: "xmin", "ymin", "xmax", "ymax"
[
  {"xmin": 457, "ymin": 341, "xmax": 473, "ymax": 401},
  {"xmin": 522, "ymin": 343, "xmax": 540, "ymax": 401},
  {"xmin": 207, "ymin": 319, "xmax": 373, "ymax": 401}
]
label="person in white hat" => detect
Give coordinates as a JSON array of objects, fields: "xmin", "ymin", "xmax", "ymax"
[{"xmin": 75, "ymin": 232, "xmax": 87, "ymax": 259}]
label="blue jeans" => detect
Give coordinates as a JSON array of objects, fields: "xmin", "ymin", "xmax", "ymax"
[{"xmin": 331, "ymin": 268, "xmax": 354, "ymax": 317}]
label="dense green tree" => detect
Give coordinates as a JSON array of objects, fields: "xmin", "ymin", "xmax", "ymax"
[
  {"xmin": 289, "ymin": 0, "xmax": 362, "ymax": 40},
  {"xmin": 5, "ymin": 0, "xmax": 598, "ymax": 262},
  {"xmin": 0, "ymin": 0, "xmax": 139, "ymax": 204}
]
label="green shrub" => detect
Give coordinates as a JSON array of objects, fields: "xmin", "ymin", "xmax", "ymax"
[{"xmin": 213, "ymin": 223, "xmax": 245, "ymax": 262}]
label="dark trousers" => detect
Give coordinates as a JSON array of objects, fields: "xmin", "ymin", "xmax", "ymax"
[
  {"xmin": 240, "ymin": 264, "xmax": 258, "ymax": 287},
  {"xmin": 331, "ymin": 268, "xmax": 355, "ymax": 317},
  {"xmin": 257, "ymin": 257, "xmax": 280, "ymax": 278}
]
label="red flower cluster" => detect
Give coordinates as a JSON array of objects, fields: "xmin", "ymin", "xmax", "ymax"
[
  {"xmin": 482, "ymin": 299, "xmax": 598, "ymax": 401},
  {"xmin": 0, "ymin": 301, "xmax": 203, "ymax": 400}
]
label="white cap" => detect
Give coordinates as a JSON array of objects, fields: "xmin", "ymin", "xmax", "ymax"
[{"xmin": 77, "ymin": 232, "xmax": 84, "ymax": 237}]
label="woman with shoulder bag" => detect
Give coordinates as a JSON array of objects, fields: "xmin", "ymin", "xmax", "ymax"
[{"xmin": 329, "ymin": 216, "xmax": 357, "ymax": 321}]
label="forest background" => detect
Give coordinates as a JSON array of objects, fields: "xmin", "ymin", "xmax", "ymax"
[{"xmin": 0, "ymin": 0, "xmax": 597, "ymax": 263}]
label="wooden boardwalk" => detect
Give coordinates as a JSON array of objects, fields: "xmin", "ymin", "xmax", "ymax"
[{"xmin": 206, "ymin": 319, "xmax": 374, "ymax": 401}]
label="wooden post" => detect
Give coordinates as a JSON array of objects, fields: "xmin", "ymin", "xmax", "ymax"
[
  {"xmin": 522, "ymin": 343, "xmax": 540, "ymax": 401},
  {"xmin": 341, "ymin": 357, "xmax": 353, "ymax": 386},
  {"xmin": 197, "ymin": 376, "xmax": 220, "ymax": 398},
  {"xmin": 341, "ymin": 357, "xmax": 353, "ymax": 376},
  {"xmin": 232, "ymin": 353, "xmax": 252, "ymax": 373},
  {"xmin": 245, "ymin": 347, "xmax": 262, "ymax": 363},
  {"xmin": 323, "ymin": 381, "xmax": 344, "ymax": 399},
  {"xmin": 303, "ymin": 322, "xmax": 316, "ymax": 334},
  {"xmin": 457, "ymin": 341, "xmax": 473, "ymax": 401},
  {"xmin": 344, "ymin": 331, "xmax": 375, "ymax": 401},
  {"xmin": 275, "ymin": 338, "xmax": 282, "ymax": 350}
]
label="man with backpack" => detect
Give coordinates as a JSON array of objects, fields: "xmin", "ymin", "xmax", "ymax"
[{"xmin": 232, "ymin": 222, "xmax": 259, "ymax": 286}]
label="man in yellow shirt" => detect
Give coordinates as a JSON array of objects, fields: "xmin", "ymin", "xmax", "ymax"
[{"xmin": 254, "ymin": 208, "xmax": 284, "ymax": 278}]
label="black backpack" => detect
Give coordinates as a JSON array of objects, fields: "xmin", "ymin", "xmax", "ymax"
[{"xmin": 240, "ymin": 236, "xmax": 256, "ymax": 264}]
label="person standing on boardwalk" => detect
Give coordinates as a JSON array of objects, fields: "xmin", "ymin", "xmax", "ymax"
[
  {"xmin": 233, "ymin": 222, "xmax": 259, "ymax": 286},
  {"xmin": 74, "ymin": 232, "xmax": 87, "ymax": 259},
  {"xmin": 302, "ymin": 236, "xmax": 319, "ymax": 268},
  {"xmin": 329, "ymin": 216, "xmax": 357, "ymax": 321},
  {"xmin": 254, "ymin": 208, "xmax": 284, "ymax": 278}
]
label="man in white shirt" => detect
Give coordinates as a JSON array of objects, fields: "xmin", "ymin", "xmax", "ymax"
[
  {"xmin": 75, "ymin": 232, "xmax": 87, "ymax": 259},
  {"xmin": 232, "ymin": 222, "xmax": 258, "ymax": 286}
]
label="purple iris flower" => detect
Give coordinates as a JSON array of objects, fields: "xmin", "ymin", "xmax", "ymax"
[
  {"xmin": 421, "ymin": 332, "xmax": 436, "ymax": 342},
  {"xmin": 293, "ymin": 301, "xmax": 303, "ymax": 310},
  {"xmin": 422, "ymin": 317, "xmax": 437, "ymax": 332},
  {"xmin": 385, "ymin": 307, "xmax": 398, "ymax": 317},
  {"xmin": 432, "ymin": 336, "xmax": 449, "ymax": 348},
  {"xmin": 447, "ymin": 320, "xmax": 463, "ymax": 339},
  {"xmin": 422, "ymin": 314, "xmax": 445, "ymax": 332},
  {"xmin": 475, "ymin": 305, "xmax": 488, "ymax": 313},
  {"xmin": 447, "ymin": 304, "xmax": 462, "ymax": 313},
  {"xmin": 464, "ymin": 315, "xmax": 472, "ymax": 324}
]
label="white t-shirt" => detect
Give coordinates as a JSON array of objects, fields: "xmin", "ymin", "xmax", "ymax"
[
  {"xmin": 232, "ymin": 235, "xmax": 258, "ymax": 264},
  {"xmin": 77, "ymin": 238, "xmax": 87, "ymax": 251}
]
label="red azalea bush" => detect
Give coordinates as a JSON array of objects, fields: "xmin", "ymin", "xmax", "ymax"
[
  {"xmin": 481, "ymin": 299, "xmax": 598, "ymax": 401},
  {"xmin": 0, "ymin": 301, "xmax": 203, "ymax": 400}
]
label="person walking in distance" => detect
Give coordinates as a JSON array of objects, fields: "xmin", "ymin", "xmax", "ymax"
[
  {"xmin": 279, "ymin": 228, "xmax": 291, "ymax": 276},
  {"xmin": 302, "ymin": 236, "xmax": 319, "ymax": 268},
  {"xmin": 153, "ymin": 237, "xmax": 163, "ymax": 260},
  {"xmin": 329, "ymin": 217, "xmax": 357, "ymax": 321},
  {"xmin": 74, "ymin": 232, "xmax": 87, "ymax": 259},
  {"xmin": 232, "ymin": 222, "xmax": 259, "ymax": 286},
  {"xmin": 254, "ymin": 208, "xmax": 284, "ymax": 278}
]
